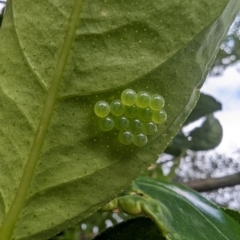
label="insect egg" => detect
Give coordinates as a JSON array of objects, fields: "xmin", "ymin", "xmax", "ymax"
[
  {"xmin": 114, "ymin": 116, "xmax": 129, "ymax": 130},
  {"xmin": 152, "ymin": 110, "xmax": 167, "ymax": 124},
  {"xmin": 94, "ymin": 101, "xmax": 110, "ymax": 117},
  {"xmin": 121, "ymin": 89, "xmax": 137, "ymax": 106},
  {"xmin": 150, "ymin": 94, "xmax": 165, "ymax": 110},
  {"xmin": 99, "ymin": 116, "xmax": 115, "ymax": 131},
  {"xmin": 142, "ymin": 121, "xmax": 157, "ymax": 135},
  {"xmin": 129, "ymin": 118, "xmax": 143, "ymax": 133},
  {"xmin": 137, "ymin": 107, "xmax": 152, "ymax": 122},
  {"xmin": 118, "ymin": 130, "xmax": 133, "ymax": 145},
  {"xmin": 110, "ymin": 99, "xmax": 125, "ymax": 116},
  {"xmin": 133, "ymin": 133, "xmax": 148, "ymax": 147},
  {"xmin": 136, "ymin": 91, "xmax": 151, "ymax": 108},
  {"xmin": 124, "ymin": 105, "xmax": 138, "ymax": 118}
]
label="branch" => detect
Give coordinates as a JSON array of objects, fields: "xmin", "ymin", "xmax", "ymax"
[{"xmin": 180, "ymin": 172, "xmax": 240, "ymax": 192}]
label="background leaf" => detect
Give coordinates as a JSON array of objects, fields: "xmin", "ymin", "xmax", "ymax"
[
  {"xmin": 184, "ymin": 93, "xmax": 222, "ymax": 126},
  {"xmin": 0, "ymin": 0, "xmax": 239, "ymax": 239},
  {"xmin": 106, "ymin": 177, "xmax": 240, "ymax": 240},
  {"xmin": 93, "ymin": 217, "xmax": 166, "ymax": 240},
  {"xmin": 189, "ymin": 114, "xmax": 223, "ymax": 151}
]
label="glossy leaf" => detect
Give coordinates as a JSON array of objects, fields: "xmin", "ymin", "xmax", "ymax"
[
  {"xmin": 0, "ymin": 0, "xmax": 239, "ymax": 239},
  {"xmin": 102, "ymin": 177, "xmax": 240, "ymax": 239},
  {"xmin": 189, "ymin": 114, "xmax": 223, "ymax": 151},
  {"xmin": 184, "ymin": 93, "xmax": 222, "ymax": 126},
  {"xmin": 94, "ymin": 217, "xmax": 165, "ymax": 240}
]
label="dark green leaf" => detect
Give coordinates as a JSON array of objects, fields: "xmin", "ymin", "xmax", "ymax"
[
  {"xmin": 189, "ymin": 114, "xmax": 223, "ymax": 151},
  {"xmin": 94, "ymin": 217, "xmax": 165, "ymax": 240},
  {"xmin": 184, "ymin": 93, "xmax": 222, "ymax": 126}
]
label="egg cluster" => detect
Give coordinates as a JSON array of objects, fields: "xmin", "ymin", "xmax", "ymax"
[{"xmin": 94, "ymin": 89, "xmax": 167, "ymax": 147}]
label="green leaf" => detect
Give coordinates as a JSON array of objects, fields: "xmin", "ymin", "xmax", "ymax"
[
  {"xmin": 189, "ymin": 114, "xmax": 223, "ymax": 151},
  {"xmin": 184, "ymin": 93, "xmax": 222, "ymax": 126},
  {"xmin": 221, "ymin": 208, "xmax": 240, "ymax": 225},
  {"xmin": 102, "ymin": 177, "xmax": 240, "ymax": 239},
  {"xmin": 93, "ymin": 217, "xmax": 166, "ymax": 240},
  {"xmin": 0, "ymin": 0, "xmax": 239, "ymax": 239}
]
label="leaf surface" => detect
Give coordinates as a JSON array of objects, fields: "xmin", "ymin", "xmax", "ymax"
[{"xmin": 0, "ymin": 0, "xmax": 239, "ymax": 239}]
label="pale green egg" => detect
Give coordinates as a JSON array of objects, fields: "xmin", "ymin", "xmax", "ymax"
[
  {"xmin": 137, "ymin": 107, "xmax": 152, "ymax": 122},
  {"xmin": 136, "ymin": 91, "xmax": 151, "ymax": 108},
  {"xmin": 110, "ymin": 99, "xmax": 125, "ymax": 116},
  {"xmin": 94, "ymin": 101, "xmax": 110, "ymax": 117},
  {"xmin": 114, "ymin": 116, "xmax": 129, "ymax": 130},
  {"xmin": 129, "ymin": 118, "xmax": 143, "ymax": 133},
  {"xmin": 99, "ymin": 116, "xmax": 115, "ymax": 131},
  {"xmin": 133, "ymin": 133, "xmax": 148, "ymax": 147},
  {"xmin": 118, "ymin": 130, "xmax": 133, "ymax": 145},
  {"xmin": 121, "ymin": 89, "xmax": 137, "ymax": 106},
  {"xmin": 142, "ymin": 121, "xmax": 157, "ymax": 135},
  {"xmin": 150, "ymin": 94, "xmax": 165, "ymax": 110},
  {"xmin": 152, "ymin": 110, "xmax": 167, "ymax": 124},
  {"xmin": 124, "ymin": 105, "xmax": 138, "ymax": 118}
]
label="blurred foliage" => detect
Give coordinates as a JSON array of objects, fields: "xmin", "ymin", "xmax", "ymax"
[
  {"xmin": 184, "ymin": 93, "xmax": 222, "ymax": 126},
  {"xmin": 174, "ymin": 152, "xmax": 240, "ymax": 208},
  {"xmin": 93, "ymin": 217, "xmax": 165, "ymax": 240},
  {"xmin": 189, "ymin": 114, "xmax": 223, "ymax": 151},
  {"xmin": 50, "ymin": 211, "xmax": 131, "ymax": 240},
  {"xmin": 165, "ymin": 93, "xmax": 223, "ymax": 156}
]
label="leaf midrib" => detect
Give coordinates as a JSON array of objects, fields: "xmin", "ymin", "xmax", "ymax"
[{"xmin": 0, "ymin": 1, "xmax": 84, "ymax": 239}]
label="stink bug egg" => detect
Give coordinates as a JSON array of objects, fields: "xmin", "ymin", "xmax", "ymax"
[
  {"xmin": 150, "ymin": 94, "xmax": 165, "ymax": 110},
  {"xmin": 124, "ymin": 105, "xmax": 138, "ymax": 118},
  {"xmin": 129, "ymin": 118, "xmax": 143, "ymax": 133},
  {"xmin": 133, "ymin": 133, "xmax": 148, "ymax": 147},
  {"xmin": 152, "ymin": 110, "xmax": 167, "ymax": 124},
  {"xmin": 114, "ymin": 116, "xmax": 129, "ymax": 130},
  {"xmin": 110, "ymin": 99, "xmax": 125, "ymax": 116},
  {"xmin": 136, "ymin": 91, "xmax": 151, "ymax": 108},
  {"xmin": 142, "ymin": 121, "xmax": 157, "ymax": 135},
  {"xmin": 99, "ymin": 116, "xmax": 115, "ymax": 131},
  {"xmin": 118, "ymin": 130, "xmax": 133, "ymax": 145},
  {"xmin": 137, "ymin": 107, "xmax": 152, "ymax": 122},
  {"xmin": 94, "ymin": 101, "xmax": 110, "ymax": 117},
  {"xmin": 121, "ymin": 89, "xmax": 137, "ymax": 106}
]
